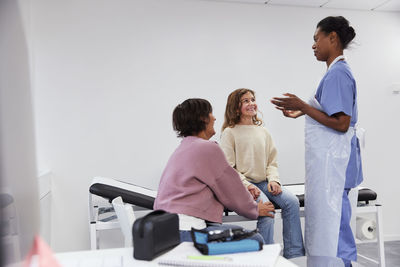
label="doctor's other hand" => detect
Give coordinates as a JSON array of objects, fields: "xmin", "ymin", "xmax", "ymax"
[
  {"xmin": 257, "ymin": 200, "xmax": 275, "ymax": 217},
  {"xmin": 267, "ymin": 181, "xmax": 282, "ymax": 196},
  {"xmin": 247, "ymin": 184, "xmax": 261, "ymax": 200},
  {"xmin": 282, "ymin": 109, "xmax": 304, "ymax": 119}
]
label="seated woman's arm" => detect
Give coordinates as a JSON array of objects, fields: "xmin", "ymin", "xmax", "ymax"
[{"xmin": 199, "ymin": 142, "xmax": 273, "ymax": 219}]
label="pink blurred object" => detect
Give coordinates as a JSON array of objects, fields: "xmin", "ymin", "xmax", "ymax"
[{"xmin": 24, "ymin": 235, "xmax": 61, "ymax": 267}]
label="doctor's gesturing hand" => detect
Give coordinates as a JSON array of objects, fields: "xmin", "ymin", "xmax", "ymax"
[
  {"xmin": 271, "ymin": 92, "xmax": 351, "ymax": 133},
  {"xmin": 270, "ymin": 93, "xmax": 306, "ymax": 119}
]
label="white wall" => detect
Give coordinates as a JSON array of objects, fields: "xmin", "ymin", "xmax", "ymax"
[
  {"xmin": 0, "ymin": 0, "xmax": 40, "ymax": 261},
  {"xmin": 30, "ymin": 0, "xmax": 400, "ymax": 252}
]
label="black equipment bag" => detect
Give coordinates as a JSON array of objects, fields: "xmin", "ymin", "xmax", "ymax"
[{"xmin": 132, "ymin": 210, "xmax": 180, "ymax": 260}]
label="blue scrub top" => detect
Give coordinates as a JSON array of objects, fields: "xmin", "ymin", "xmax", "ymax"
[{"xmin": 315, "ymin": 60, "xmax": 363, "ymax": 188}]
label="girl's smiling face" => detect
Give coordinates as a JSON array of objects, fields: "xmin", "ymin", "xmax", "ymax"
[{"xmin": 239, "ymin": 92, "xmax": 257, "ymax": 119}]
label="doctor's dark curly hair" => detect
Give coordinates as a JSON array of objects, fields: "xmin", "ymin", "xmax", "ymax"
[
  {"xmin": 172, "ymin": 98, "xmax": 213, "ymax": 137},
  {"xmin": 317, "ymin": 16, "xmax": 356, "ymax": 49}
]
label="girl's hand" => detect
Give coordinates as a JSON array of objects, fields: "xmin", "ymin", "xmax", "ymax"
[{"xmin": 268, "ymin": 181, "xmax": 282, "ymax": 196}]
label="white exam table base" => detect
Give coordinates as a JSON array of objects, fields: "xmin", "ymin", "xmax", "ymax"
[
  {"xmin": 89, "ymin": 177, "xmax": 155, "ymax": 250},
  {"xmin": 357, "ymin": 204, "xmax": 385, "ymax": 267}
]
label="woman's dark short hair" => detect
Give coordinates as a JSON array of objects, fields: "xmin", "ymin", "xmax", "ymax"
[
  {"xmin": 172, "ymin": 98, "xmax": 213, "ymax": 137},
  {"xmin": 317, "ymin": 16, "xmax": 356, "ymax": 49}
]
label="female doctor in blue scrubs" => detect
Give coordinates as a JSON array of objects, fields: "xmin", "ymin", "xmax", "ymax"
[{"xmin": 271, "ymin": 16, "xmax": 363, "ymax": 267}]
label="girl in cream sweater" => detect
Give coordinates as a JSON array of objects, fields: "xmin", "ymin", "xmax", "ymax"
[{"xmin": 220, "ymin": 88, "xmax": 305, "ymax": 259}]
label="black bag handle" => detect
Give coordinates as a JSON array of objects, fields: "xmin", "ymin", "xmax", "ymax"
[{"xmin": 138, "ymin": 210, "xmax": 167, "ymax": 238}]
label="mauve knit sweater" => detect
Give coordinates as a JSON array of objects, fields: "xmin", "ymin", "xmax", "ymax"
[{"xmin": 154, "ymin": 136, "xmax": 258, "ymax": 223}]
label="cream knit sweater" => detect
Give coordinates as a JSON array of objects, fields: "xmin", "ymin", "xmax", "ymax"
[{"xmin": 220, "ymin": 125, "xmax": 280, "ymax": 187}]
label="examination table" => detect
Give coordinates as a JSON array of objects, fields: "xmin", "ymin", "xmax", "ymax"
[{"xmin": 88, "ymin": 177, "xmax": 385, "ymax": 267}]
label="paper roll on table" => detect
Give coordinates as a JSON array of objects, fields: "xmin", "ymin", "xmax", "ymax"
[{"xmin": 356, "ymin": 216, "xmax": 376, "ymax": 240}]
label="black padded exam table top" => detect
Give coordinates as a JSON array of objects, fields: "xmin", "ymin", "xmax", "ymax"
[{"xmin": 90, "ymin": 181, "xmax": 377, "ymax": 211}]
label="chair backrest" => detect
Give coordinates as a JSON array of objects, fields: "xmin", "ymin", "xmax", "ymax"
[{"xmin": 112, "ymin": 196, "xmax": 136, "ymax": 247}]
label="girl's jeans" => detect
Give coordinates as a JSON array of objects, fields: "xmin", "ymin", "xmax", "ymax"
[{"xmin": 253, "ymin": 181, "xmax": 305, "ymax": 259}]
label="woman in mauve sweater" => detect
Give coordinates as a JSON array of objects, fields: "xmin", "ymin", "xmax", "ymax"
[{"xmin": 154, "ymin": 98, "xmax": 275, "ymax": 242}]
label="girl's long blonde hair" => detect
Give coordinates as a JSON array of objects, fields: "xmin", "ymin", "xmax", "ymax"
[{"xmin": 222, "ymin": 88, "xmax": 263, "ymax": 131}]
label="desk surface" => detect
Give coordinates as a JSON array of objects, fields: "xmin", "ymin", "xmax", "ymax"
[{"xmin": 54, "ymin": 246, "xmax": 299, "ymax": 267}]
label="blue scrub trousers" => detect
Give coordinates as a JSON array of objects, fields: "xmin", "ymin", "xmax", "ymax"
[{"xmin": 337, "ymin": 189, "xmax": 357, "ymax": 267}]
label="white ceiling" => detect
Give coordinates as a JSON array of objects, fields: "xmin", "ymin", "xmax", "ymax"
[{"xmin": 200, "ymin": 0, "xmax": 400, "ymax": 11}]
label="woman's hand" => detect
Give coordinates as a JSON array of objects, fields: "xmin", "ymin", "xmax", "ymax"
[
  {"xmin": 257, "ymin": 200, "xmax": 275, "ymax": 217},
  {"xmin": 247, "ymin": 184, "xmax": 261, "ymax": 200},
  {"xmin": 268, "ymin": 181, "xmax": 282, "ymax": 196}
]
